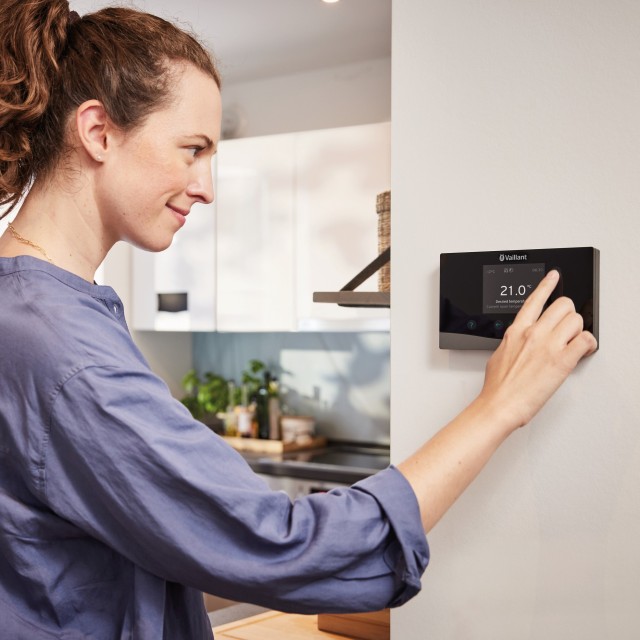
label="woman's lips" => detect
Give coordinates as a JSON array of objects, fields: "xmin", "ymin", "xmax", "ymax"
[{"xmin": 167, "ymin": 204, "xmax": 188, "ymax": 227}]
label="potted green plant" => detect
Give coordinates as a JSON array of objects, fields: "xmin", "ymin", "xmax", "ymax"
[
  {"xmin": 237, "ymin": 359, "xmax": 267, "ymax": 402},
  {"xmin": 181, "ymin": 360, "xmax": 275, "ymax": 435},
  {"xmin": 180, "ymin": 369, "xmax": 229, "ymax": 432}
]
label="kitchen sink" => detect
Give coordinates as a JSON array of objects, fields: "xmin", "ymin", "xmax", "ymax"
[
  {"xmin": 248, "ymin": 442, "xmax": 390, "ymax": 485},
  {"xmin": 282, "ymin": 443, "xmax": 390, "ymax": 472}
]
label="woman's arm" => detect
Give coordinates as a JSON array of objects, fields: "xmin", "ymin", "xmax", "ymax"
[
  {"xmin": 45, "ymin": 364, "xmax": 428, "ymax": 613},
  {"xmin": 398, "ymin": 270, "xmax": 598, "ymax": 532}
]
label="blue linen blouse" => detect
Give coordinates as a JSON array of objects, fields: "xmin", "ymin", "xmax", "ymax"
[{"xmin": 0, "ymin": 256, "xmax": 429, "ymax": 639}]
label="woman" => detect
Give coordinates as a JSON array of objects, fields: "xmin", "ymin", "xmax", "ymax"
[{"xmin": 0, "ymin": 1, "xmax": 597, "ymax": 639}]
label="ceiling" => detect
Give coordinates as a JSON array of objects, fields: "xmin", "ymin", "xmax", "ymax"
[{"xmin": 72, "ymin": 0, "xmax": 391, "ymax": 84}]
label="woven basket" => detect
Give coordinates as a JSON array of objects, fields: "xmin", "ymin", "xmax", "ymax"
[{"xmin": 376, "ymin": 191, "xmax": 390, "ymax": 292}]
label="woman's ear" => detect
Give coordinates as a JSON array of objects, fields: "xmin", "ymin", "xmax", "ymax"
[{"xmin": 74, "ymin": 100, "xmax": 112, "ymax": 163}]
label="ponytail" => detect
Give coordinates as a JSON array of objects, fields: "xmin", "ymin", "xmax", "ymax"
[
  {"xmin": 0, "ymin": 1, "xmax": 220, "ymax": 218},
  {"xmin": 0, "ymin": 0, "xmax": 72, "ymax": 215}
]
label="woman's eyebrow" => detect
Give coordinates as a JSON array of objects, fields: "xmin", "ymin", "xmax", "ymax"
[{"xmin": 194, "ymin": 134, "xmax": 215, "ymax": 150}]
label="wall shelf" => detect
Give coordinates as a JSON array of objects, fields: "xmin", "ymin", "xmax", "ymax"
[{"xmin": 313, "ymin": 247, "xmax": 390, "ymax": 308}]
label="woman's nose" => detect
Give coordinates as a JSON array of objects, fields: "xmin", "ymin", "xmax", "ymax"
[{"xmin": 187, "ymin": 161, "xmax": 215, "ymax": 204}]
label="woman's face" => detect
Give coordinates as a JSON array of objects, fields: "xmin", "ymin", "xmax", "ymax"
[{"xmin": 96, "ymin": 64, "xmax": 222, "ymax": 252}]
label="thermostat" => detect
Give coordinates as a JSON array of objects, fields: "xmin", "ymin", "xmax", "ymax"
[{"xmin": 440, "ymin": 247, "xmax": 599, "ymax": 350}]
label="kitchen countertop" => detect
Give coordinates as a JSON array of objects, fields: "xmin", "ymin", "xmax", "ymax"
[{"xmin": 212, "ymin": 610, "xmax": 347, "ymax": 639}]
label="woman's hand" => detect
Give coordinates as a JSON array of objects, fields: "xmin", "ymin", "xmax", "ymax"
[
  {"xmin": 479, "ymin": 270, "xmax": 598, "ymax": 431},
  {"xmin": 398, "ymin": 270, "xmax": 597, "ymax": 532}
]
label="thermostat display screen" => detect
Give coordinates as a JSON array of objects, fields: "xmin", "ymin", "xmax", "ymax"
[{"xmin": 482, "ymin": 263, "xmax": 545, "ymax": 313}]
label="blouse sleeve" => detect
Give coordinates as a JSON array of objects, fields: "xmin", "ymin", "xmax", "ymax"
[{"xmin": 43, "ymin": 364, "xmax": 429, "ymax": 613}]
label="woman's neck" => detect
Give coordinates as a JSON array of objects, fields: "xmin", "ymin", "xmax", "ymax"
[{"xmin": 1, "ymin": 180, "xmax": 112, "ymax": 282}]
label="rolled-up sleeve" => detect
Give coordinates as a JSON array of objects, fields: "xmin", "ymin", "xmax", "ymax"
[{"xmin": 42, "ymin": 364, "xmax": 429, "ymax": 613}]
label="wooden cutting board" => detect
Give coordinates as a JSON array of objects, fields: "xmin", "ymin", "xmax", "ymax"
[
  {"xmin": 221, "ymin": 435, "xmax": 327, "ymax": 454},
  {"xmin": 317, "ymin": 609, "xmax": 390, "ymax": 640}
]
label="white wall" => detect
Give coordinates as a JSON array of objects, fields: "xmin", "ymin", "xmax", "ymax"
[{"xmin": 391, "ymin": 1, "xmax": 640, "ymax": 638}]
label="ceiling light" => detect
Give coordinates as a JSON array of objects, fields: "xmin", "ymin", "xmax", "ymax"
[{"xmin": 322, "ymin": 0, "xmax": 340, "ymax": 4}]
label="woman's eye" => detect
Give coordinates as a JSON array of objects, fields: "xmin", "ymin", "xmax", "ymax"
[{"xmin": 186, "ymin": 146, "xmax": 204, "ymax": 157}]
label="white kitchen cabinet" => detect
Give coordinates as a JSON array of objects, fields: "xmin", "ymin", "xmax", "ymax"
[
  {"xmin": 215, "ymin": 133, "xmax": 296, "ymax": 331},
  {"xmin": 294, "ymin": 122, "xmax": 391, "ymax": 331}
]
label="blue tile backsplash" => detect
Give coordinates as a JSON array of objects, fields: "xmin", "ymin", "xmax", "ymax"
[{"xmin": 192, "ymin": 332, "xmax": 390, "ymax": 444}]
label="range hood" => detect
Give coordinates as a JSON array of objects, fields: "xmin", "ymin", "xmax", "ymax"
[{"xmin": 313, "ymin": 248, "xmax": 390, "ymax": 308}]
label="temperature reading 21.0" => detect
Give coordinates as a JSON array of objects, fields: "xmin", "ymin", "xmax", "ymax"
[
  {"xmin": 500, "ymin": 284, "xmax": 532, "ymax": 297},
  {"xmin": 483, "ymin": 262, "xmax": 546, "ymax": 314}
]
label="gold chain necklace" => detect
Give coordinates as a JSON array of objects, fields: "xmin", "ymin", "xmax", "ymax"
[{"xmin": 7, "ymin": 222, "xmax": 53, "ymax": 263}]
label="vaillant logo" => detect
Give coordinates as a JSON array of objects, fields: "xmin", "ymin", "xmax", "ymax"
[{"xmin": 499, "ymin": 253, "xmax": 528, "ymax": 262}]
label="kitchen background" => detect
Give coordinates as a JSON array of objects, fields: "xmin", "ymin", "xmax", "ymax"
[{"xmin": 94, "ymin": 0, "xmax": 394, "ymax": 446}]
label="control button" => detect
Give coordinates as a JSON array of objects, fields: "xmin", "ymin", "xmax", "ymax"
[
  {"xmin": 494, "ymin": 320, "xmax": 505, "ymax": 331},
  {"xmin": 466, "ymin": 320, "xmax": 477, "ymax": 331}
]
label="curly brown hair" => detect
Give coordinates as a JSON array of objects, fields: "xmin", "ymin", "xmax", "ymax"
[{"xmin": 0, "ymin": 0, "xmax": 221, "ymax": 216}]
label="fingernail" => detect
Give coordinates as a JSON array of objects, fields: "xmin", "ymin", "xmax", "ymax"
[{"xmin": 547, "ymin": 269, "xmax": 559, "ymax": 280}]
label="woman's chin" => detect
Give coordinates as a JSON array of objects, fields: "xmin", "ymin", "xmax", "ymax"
[{"xmin": 128, "ymin": 235, "xmax": 174, "ymax": 253}]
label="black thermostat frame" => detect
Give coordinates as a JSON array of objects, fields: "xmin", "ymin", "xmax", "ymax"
[{"xmin": 439, "ymin": 247, "xmax": 599, "ymax": 350}]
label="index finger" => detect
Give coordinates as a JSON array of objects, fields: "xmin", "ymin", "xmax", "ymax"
[{"xmin": 513, "ymin": 269, "xmax": 560, "ymax": 326}]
